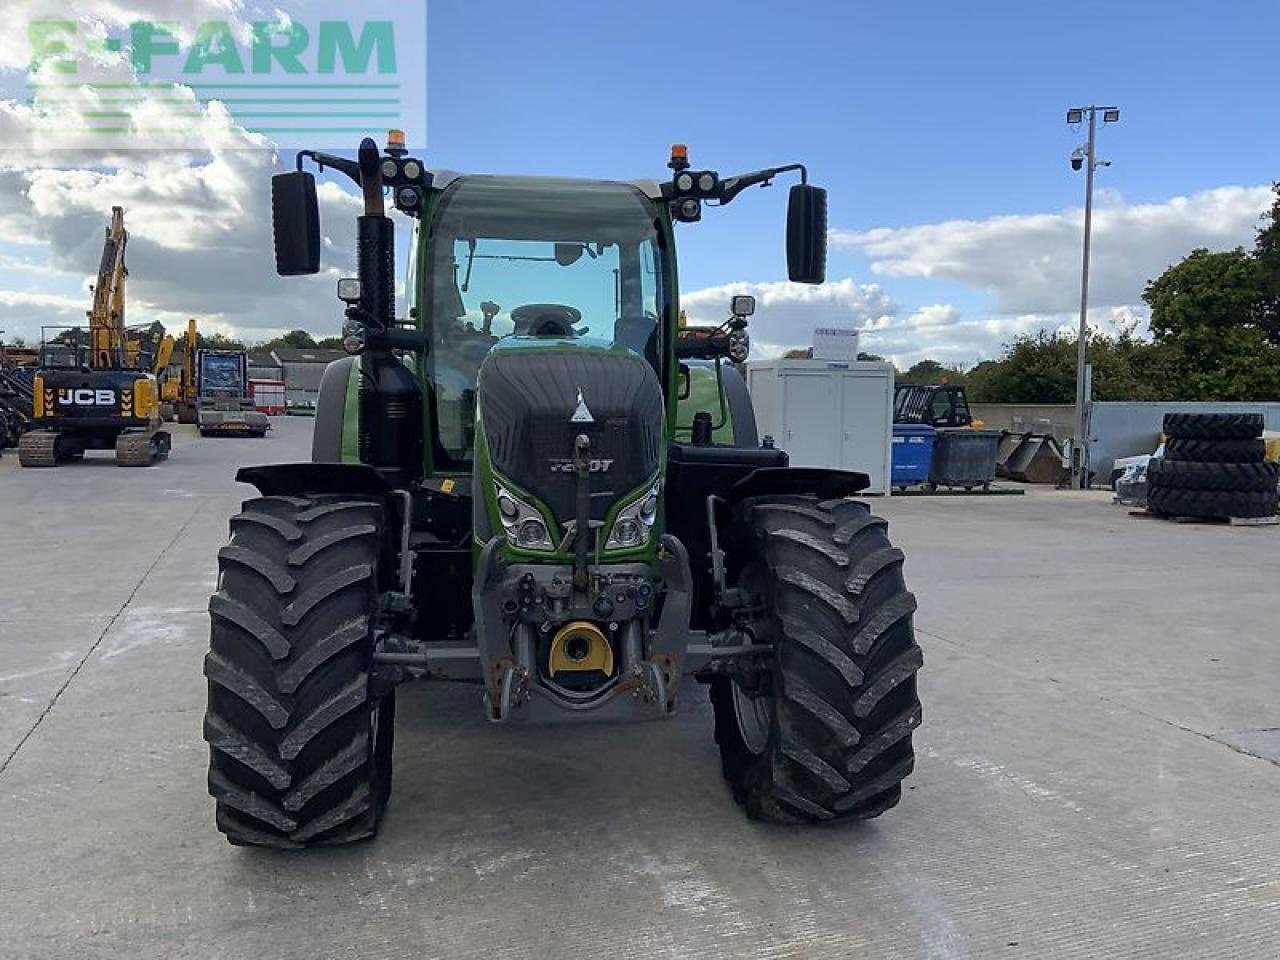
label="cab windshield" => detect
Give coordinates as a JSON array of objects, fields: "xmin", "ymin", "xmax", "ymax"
[{"xmin": 423, "ymin": 175, "xmax": 666, "ymax": 465}]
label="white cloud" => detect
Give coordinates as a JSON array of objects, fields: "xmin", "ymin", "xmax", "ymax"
[
  {"xmin": 675, "ymin": 278, "xmax": 1158, "ymax": 369},
  {"xmin": 0, "ymin": 82, "xmax": 363, "ymax": 344},
  {"xmin": 834, "ymin": 185, "xmax": 1272, "ymax": 315},
  {"xmin": 859, "ymin": 303, "xmax": 1150, "ymax": 370},
  {"xmin": 0, "ymin": 2, "xmax": 374, "ymax": 346},
  {"xmin": 680, "ymin": 278, "xmax": 896, "ymax": 358}
]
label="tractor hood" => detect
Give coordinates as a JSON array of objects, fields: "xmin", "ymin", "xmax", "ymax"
[{"xmin": 477, "ymin": 342, "xmax": 664, "ymax": 527}]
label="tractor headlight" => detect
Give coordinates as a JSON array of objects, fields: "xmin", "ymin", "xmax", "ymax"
[
  {"xmin": 517, "ymin": 518, "xmax": 550, "ymax": 547},
  {"xmin": 493, "ymin": 482, "xmax": 554, "ymax": 551},
  {"xmin": 605, "ymin": 480, "xmax": 661, "ymax": 551}
]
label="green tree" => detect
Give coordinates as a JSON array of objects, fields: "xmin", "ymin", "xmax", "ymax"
[
  {"xmin": 253, "ymin": 329, "xmax": 319, "ymax": 352},
  {"xmin": 174, "ymin": 331, "xmax": 248, "ymax": 354},
  {"xmin": 1143, "ymin": 246, "xmax": 1280, "ymax": 400},
  {"xmin": 202, "ymin": 332, "xmax": 249, "ymax": 352},
  {"xmin": 962, "ymin": 359, "xmax": 1002, "ymax": 402},
  {"xmin": 1253, "ymin": 182, "xmax": 1280, "ymax": 340},
  {"xmin": 897, "ymin": 358, "xmax": 966, "ymax": 386},
  {"xmin": 315, "ymin": 337, "xmax": 344, "ymax": 350}
]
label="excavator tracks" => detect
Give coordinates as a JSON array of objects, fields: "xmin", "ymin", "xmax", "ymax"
[
  {"xmin": 17, "ymin": 430, "xmax": 58, "ymax": 468},
  {"xmin": 115, "ymin": 429, "xmax": 171, "ymax": 467}
]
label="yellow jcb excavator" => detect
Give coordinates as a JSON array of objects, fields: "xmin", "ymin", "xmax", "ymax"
[{"xmin": 19, "ymin": 207, "xmax": 171, "ymax": 467}]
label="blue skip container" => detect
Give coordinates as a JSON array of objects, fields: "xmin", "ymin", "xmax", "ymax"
[{"xmin": 892, "ymin": 424, "xmax": 936, "ymax": 489}]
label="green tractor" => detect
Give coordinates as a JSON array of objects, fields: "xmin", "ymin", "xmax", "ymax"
[{"xmin": 203, "ymin": 134, "xmax": 923, "ymax": 847}]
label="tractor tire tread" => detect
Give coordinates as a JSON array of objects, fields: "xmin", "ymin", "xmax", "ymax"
[
  {"xmin": 1163, "ymin": 437, "xmax": 1266, "ymax": 463},
  {"xmin": 204, "ymin": 493, "xmax": 393, "ymax": 848},
  {"xmin": 712, "ymin": 496, "xmax": 922, "ymax": 823},
  {"xmin": 1147, "ymin": 459, "xmax": 1277, "ymax": 493},
  {"xmin": 1147, "ymin": 485, "xmax": 1278, "ymax": 519},
  {"xmin": 1162, "ymin": 412, "xmax": 1263, "ymax": 441}
]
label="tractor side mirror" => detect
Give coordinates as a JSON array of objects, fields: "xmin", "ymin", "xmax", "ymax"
[
  {"xmin": 271, "ymin": 171, "xmax": 321, "ymax": 276},
  {"xmin": 786, "ymin": 184, "xmax": 828, "ymax": 284}
]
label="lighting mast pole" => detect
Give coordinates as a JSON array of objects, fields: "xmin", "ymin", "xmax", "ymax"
[{"xmin": 1067, "ymin": 104, "xmax": 1119, "ymax": 490}]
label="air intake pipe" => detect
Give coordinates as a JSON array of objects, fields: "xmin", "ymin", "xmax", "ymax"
[{"xmin": 353, "ymin": 138, "xmax": 423, "ymax": 486}]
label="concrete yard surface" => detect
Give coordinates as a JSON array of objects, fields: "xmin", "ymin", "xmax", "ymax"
[{"xmin": 1, "ymin": 417, "xmax": 1278, "ymax": 958}]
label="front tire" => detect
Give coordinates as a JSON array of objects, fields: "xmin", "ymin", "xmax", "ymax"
[
  {"xmin": 711, "ymin": 496, "xmax": 923, "ymax": 822},
  {"xmin": 203, "ymin": 494, "xmax": 395, "ymax": 848}
]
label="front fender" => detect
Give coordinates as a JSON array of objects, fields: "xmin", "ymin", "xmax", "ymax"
[
  {"xmin": 724, "ymin": 466, "xmax": 870, "ymax": 507},
  {"xmin": 236, "ymin": 462, "xmax": 391, "ymax": 499}
]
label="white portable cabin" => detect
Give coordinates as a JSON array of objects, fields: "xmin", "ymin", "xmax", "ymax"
[{"xmin": 746, "ymin": 358, "xmax": 894, "ymax": 495}]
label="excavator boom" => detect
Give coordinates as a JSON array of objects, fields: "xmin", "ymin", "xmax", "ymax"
[{"xmin": 89, "ymin": 206, "xmax": 128, "ymax": 370}]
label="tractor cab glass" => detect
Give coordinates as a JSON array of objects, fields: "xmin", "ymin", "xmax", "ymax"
[{"xmin": 423, "ymin": 175, "xmax": 666, "ymax": 465}]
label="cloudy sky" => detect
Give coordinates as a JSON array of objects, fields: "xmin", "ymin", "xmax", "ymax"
[{"xmin": 1, "ymin": 0, "xmax": 1277, "ymax": 368}]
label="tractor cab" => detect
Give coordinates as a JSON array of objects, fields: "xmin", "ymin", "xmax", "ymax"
[{"xmin": 419, "ymin": 174, "xmax": 669, "ymax": 470}]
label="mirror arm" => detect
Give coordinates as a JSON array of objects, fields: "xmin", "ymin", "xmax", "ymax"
[
  {"xmin": 295, "ymin": 150, "xmax": 361, "ymax": 185},
  {"xmin": 716, "ymin": 163, "xmax": 808, "ymax": 205}
]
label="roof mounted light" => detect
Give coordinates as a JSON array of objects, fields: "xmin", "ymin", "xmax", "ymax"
[
  {"xmin": 1066, "ymin": 108, "xmax": 1084, "ymax": 124},
  {"xmin": 1103, "ymin": 108, "xmax": 1120, "ymax": 123},
  {"xmin": 386, "ymin": 129, "xmax": 407, "ymax": 157},
  {"xmin": 669, "ymin": 143, "xmax": 689, "ymax": 172}
]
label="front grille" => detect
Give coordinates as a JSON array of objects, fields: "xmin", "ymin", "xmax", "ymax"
[{"xmin": 479, "ymin": 348, "xmax": 663, "ymax": 524}]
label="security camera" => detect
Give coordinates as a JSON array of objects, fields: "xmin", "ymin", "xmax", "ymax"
[{"xmin": 1071, "ymin": 155, "xmax": 1083, "ymax": 171}]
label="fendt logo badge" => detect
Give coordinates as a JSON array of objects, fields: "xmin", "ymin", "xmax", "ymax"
[
  {"xmin": 570, "ymin": 387, "xmax": 595, "ymax": 423},
  {"xmin": 549, "ymin": 459, "xmax": 614, "ymax": 474},
  {"xmin": 58, "ymin": 388, "xmax": 116, "ymax": 406}
]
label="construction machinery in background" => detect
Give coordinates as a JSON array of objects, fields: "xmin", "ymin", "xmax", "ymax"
[
  {"xmin": 894, "ymin": 383, "xmax": 976, "ymax": 428},
  {"xmin": 170, "ymin": 317, "xmax": 269, "ymax": 436},
  {"xmin": 0, "ymin": 342, "xmax": 37, "ymax": 451},
  {"xmin": 18, "ymin": 207, "xmax": 170, "ymax": 467},
  {"xmin": 201, "ymin": 133, "xmax": 923, "ymax": 848},
  {"xmin": 174, "ymin": 317, "xmax": 199, "ymax": 424},
  {"xmin": 194, "ymin": 348, "xmax": 270, "ymax": 437}
]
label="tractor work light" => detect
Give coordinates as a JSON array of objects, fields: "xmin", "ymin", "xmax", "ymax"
[
  {"xmin": 675, "ymin": 172, "xmax": 695, "ymax": 193},
  {"xmin": 606, "ymin": 480, "xmax": 661, "ymax": 551},
  {"xmin": 697, "ymin": 172, "xmax": 718, "ymax": 195},
  {"xmin": 1066, "ymin": 108, "xmax": 1084, "ymax": 124},
  {"xmin": 611, "ymin": 518, "xmax": 644, "ymax": 548},
  {"xmin": 727, "ymin": 329, "xmax": 751, "ymax": 363},
  {"xmin": 1103, "ymin": 108, "xmax": 1120, "ymax": 123},
  {"xmin": 517, "ymin": 518, "xmax": 551, "ymax": 548},
  {"xmin": 494, "ymin": 482, "xmax": 554, "ymax": 551},
  {"xmin": 337, "ymin": 278, "xmax": 362, "ymax": 303},
  {"xmin": 381, "ymin": 159, "xmax": 399, "ymax": 181},
  {"xmin": 731, "ymin": 295, "xmax": 756, "ymax": 317},
  {"xmin": 675, "ymin": 198, "xmax": 702, "ymax": 223}
]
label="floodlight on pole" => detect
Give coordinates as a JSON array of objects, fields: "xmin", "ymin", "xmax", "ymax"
[{"xmin": 1065, "ymin": 104, "xmax": 1120, "ymax": 489}]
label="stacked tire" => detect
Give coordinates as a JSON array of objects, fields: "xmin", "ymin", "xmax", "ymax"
[{"xmin": 1147, "ymin": 413, "xmax": 1277, "ymax": 519}]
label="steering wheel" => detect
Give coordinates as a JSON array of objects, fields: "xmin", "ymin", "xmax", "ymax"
[{"xmin": 511, "ymin": 303, "xmax": 582, "ymax": 337}]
